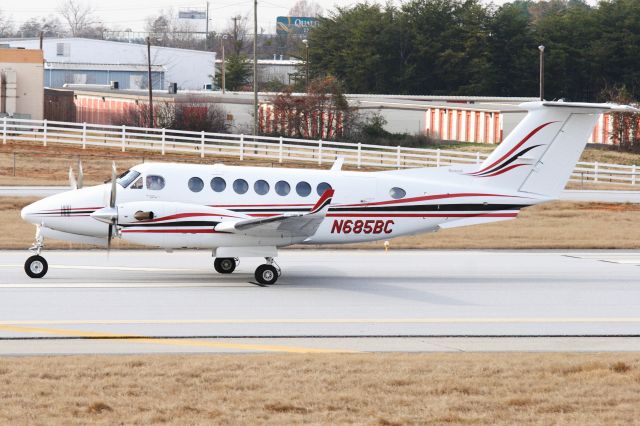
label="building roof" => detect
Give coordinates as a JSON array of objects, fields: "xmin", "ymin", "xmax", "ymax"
[
  {"xmin": 45, "ymin": 62, "xmax": 165, "ymax": 72},
  {"xmin": 1, "ymin": 37, "xmax": 215, "ymax": 56}
]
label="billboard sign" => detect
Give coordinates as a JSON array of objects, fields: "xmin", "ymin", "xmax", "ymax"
[
  {"xmin": 178, "ymin": 10, "xmax": 206, "ymax": 20},
  {"xmin": 276, "ymin": 16, "xmax": 319, "ymax": 36}
]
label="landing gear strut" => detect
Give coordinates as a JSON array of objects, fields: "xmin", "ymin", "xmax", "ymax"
[
  {"xmin": 254, "ymin": 257, "xmax": 281, "ymax": 286},
  {"xmin": 25, "ymin": 226, "xmax": 48, "ymax": 279},
  {"xmin": 214, "ymin": 257, "xmax": 237, "ymax": 274}
]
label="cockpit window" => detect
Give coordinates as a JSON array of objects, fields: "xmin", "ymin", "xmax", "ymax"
[
  {"xmin": 146, "ymin": 175, "xmax": 165, "ymax": 190},
  {"xmin": 130, "ymin": 176, "xmax": 143, "ymax": 189},
  {"xmin": 117, "ymin": 170, "xmax": 141, "ymax": 188}
]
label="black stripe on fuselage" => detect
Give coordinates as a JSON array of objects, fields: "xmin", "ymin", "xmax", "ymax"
[
  {"xmin": 119, "ymin": 221, "xmax": 221, "ymax": 228},
  {"xmin": 228, "ymin": 203, "xmax": 531, "ymax": 214}
]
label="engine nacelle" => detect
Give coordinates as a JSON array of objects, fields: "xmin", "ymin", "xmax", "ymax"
[{"xmin": 116, "ymin": 201, "xmax": 250, "ymax": 248}]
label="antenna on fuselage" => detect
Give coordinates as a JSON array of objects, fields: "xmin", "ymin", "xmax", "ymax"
[{"xmin": 331, "ymin": 157, "xmax": 345, "ymax": 171}]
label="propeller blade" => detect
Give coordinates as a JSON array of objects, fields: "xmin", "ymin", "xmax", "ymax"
[
  {"xmin": 110, "ymin": 162, "xmax": 117, "ymax": 208},
  {"xmin": 69, "ymin": 166, "xmax": 77, "ymax": 189},
  {"xmin": 77, "ymin": 160, "xmax": 84, "ymax": 189},
  {"xmin": 107, "ymin": 223, "xmax": 113, "ymax": 253}
]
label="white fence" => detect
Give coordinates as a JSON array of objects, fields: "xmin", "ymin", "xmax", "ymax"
[{"xmin": 2, "ymin": 117, "xmax": 639, "ymax": 186}]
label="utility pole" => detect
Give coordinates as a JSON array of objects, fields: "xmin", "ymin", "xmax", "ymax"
[
  {"xmin": 205, "ymin": 1, "xmax": 210, "ymax": 50},
  {"xmin": 232, "ymin": 15, "xmax": 240, "ymax": 55},
  {"xmin": 146, "ymin": 37, "xmax": 154, "ymax": 127},
  {"xmin": 221, "ymin": 34, "xmax": 227, "ymax": 94},
  {"xmin": 253, "ymin": 0, "xmax": 258, "ymax": 136},
  {"xmin": 302, "ymin": 39, "xmax": 309, "ymax": 92},
  {"xmin": 538, "ymin": 45, "xmax": 545, "ymax": 101}
]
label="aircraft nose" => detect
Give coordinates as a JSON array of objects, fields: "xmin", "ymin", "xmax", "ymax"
[{"xmin": 21, "ymin": 201, "xmax": 38, "ymax": 223}]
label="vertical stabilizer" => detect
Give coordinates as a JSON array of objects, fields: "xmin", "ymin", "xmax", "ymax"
[{"xmin": 468, "ymin": 101, "xmax": 637, "ymax": 198}]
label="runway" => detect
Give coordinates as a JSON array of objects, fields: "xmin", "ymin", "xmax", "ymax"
[{"xmin": 0, "ymin": 249, "xmax": 639, "ymax": 354}]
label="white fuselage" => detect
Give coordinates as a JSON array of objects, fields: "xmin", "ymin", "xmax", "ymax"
[{"xmin": 21, "ymin": 162, "xmax": 543, "ymax": 250}]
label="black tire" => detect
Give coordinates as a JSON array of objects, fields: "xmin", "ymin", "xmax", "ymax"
[
  {"xmin": 24, "ymin": 255, "xmax": 48, "ymax": 279},
  {"xmin": 214, "ymin": 257, "xmax": 236, "ymax": 274},
  {"xmin": 255, "ymin": 264, "xmax": 278, "ymax": 285}
]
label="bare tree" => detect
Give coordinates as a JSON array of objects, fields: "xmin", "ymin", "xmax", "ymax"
[
  {"xmin": 0, "ymin": 9, "xmax": 14, "ymax": 37},
  {"xmin": 145, "ymin": 9, "xmax": 200, "ymax": 49},
  {"xmin": 224, "ymin": 14, "xmax": 249, "ymax": 56},
  {"xmin": 19, "ymin": 16, "xmax": 63, "ymax": 38},
  {"xmin": 58, "ymin": 0, "xmax": 98, "ymax": 36},
  {"xmin": 289, "ymin": 0, "xmax": 323, "ymax": 17}
]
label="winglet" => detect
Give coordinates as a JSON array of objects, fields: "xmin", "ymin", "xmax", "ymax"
[{"xmin": 310, "ymin": 188, "xmax": 335, "ymax": 214}]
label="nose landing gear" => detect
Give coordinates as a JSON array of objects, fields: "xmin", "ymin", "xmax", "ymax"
[{"xmin": 25, "ymin": 226, "xmax": 48, "ymax": 278}]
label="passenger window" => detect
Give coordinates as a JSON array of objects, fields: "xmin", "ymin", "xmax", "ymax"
[
  {"xmin": 390, "ymin": 187, "xmax": 406, "ymax": 199},
  {"xmin": 188, "ymin": 177, "xmax": 204, "ymax": 192},
  {"xmin": 233, "ymin": 179, "xmax": 248, "ymax": 194},
  {"xmin": 254, "ymin": 179, "xmax": 270, "ymax": 195},
  {"xmin": 296, "ymin": 181, "xmax": 311, "ymax": 197},
  {"xmin": 275, "ymin": 180, "xmax": 290, "ymax": 196},
  {"xmin": 130, "ymin": 176, "xmax": 143, "ymax": 189},
  {"xmin": 146, "ymin": 175, "xmax": 165, "ymax": 190},
  {"xmin": 210, "ymin": 177, "xmax": 226, "ymax": 192},
  {"xmin": 316, "ymin": 182, "xmax": 332, "ymax": 196}
]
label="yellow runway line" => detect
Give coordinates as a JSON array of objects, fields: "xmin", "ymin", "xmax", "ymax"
[
  {"xmin": 0, "ymin": 324, "xmax": 356, "ymax": 354},
  {"xmin": 1, "ymin": 317, "xmax": 640, "ymax": 326}
]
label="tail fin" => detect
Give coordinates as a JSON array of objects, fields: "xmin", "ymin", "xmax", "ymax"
[{"xmin": 468, "ymin": 101, "xmax": 637, "ymax": 198}]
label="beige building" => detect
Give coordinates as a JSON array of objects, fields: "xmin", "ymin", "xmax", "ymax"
[{"xmin": 0, "ymin": 48, "xmax": 44, "ymax": 120}]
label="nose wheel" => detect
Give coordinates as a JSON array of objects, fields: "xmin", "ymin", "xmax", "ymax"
[
  {"xmin": 25, "ymin": 225, "xmax": 48, "ymax": 278},
  {"xmin": 25, "ymin": 255, "xmax": 48, "ymax": 279}
]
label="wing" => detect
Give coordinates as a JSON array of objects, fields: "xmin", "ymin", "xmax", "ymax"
[{"xmin": 215, "ymin": 189, "xmax": 334, "ymax": 238}]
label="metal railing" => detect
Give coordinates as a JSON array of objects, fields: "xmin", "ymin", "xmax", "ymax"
[{"xmin": 2, "ymin": 116, "xmax": 639, "ymax": 186}]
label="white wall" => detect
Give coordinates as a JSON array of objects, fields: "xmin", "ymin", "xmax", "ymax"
[{"xmin": 7, "ymin": 38, "xmax": 215, "ymax": 90}]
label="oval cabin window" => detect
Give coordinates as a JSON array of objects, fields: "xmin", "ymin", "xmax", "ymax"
[
  {"xmin": 316, "ymin": 182, "xmax": 332, "ymax": 196},
  {"xmin": 275, "ymin": 181, "xmax": 290, "ymax": 196},
  {"xmin": 210, "ymin": 177, "xmax": 226, "ymax": 192},
  {"xmin": 188, "ymin": 177, "xmax": 204, "ymax": 192},
  {"xmin": 254, "ymin": 180, "xmax": 270, "ymax": 195},
  {"xmin": 389, "ymin": 187, "xmax": 406, "ymax": 199},
  {"xmin": 296, "ymin": 181, "xmax": 312, "ymax": 197},
  {"xmin": 233, "ymin": 179, "xmax": 249, "ymax": 194}
]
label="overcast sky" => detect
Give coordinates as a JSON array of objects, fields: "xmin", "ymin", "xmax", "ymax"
[{"xmin": 2, "ymin": 0, "xmax": 600, "ymax": 34}]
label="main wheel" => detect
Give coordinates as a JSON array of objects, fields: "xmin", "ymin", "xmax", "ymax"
[
  {"xmin": 24, "ymin": 255, "xmax": 48, "ymax": 279},
  {"xmin": 214, "ymin": 257, "xmax": 236, "ymax": 274},
  {"xmin": 255, "ymin": 264, "xmax": 278, "ymax": 285}
]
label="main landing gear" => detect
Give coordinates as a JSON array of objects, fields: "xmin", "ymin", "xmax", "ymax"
[
  {"xmin": 214, "ymin": 257, "xmax": 237, "ymax": 274},
  {"xmin": 254, "ymin": 257, "xmax": 281, "ymax": 286},
  {"xmin": 25, "ymin": 226, "xmax": 48, "ymax": 279},
  {"xmin": 213, "ymin": 256, "xmax": 281, "ymax": 285}
]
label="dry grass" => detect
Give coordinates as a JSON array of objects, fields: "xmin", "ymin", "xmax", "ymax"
[
  {"xmin": 0, "ymin": 140, "xmax": 372, "ymax": 186},
  {"xmin": 4, "ymin": 198, "xmax": 640, "ymax": 249},
  {"xmin": 0, "ymin": 353, "xmax": 638, "ymax": 425},
  {"xmin": 1, "ymin": 140, "xmax": 640, "ymax": 186}
]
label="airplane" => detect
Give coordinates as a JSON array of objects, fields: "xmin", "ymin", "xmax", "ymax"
[{"xmin": 20, "ymin": 101, "xmax": 637, "ymax": 285}]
